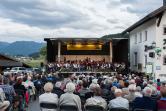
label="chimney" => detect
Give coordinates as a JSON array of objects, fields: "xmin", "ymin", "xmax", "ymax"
[{"xmin": 164, "ymin": 0, "xmax": 166, "ymax": 6}]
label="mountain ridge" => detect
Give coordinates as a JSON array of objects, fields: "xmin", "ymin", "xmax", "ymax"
[{"xmin": 0, "ymin": 41, "xmax": 45, "ymax": 56}]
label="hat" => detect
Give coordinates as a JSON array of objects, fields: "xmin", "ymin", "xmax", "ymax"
[{"xmin": 115, "ymin": 89, "xmax": 122, "ymax": 93}]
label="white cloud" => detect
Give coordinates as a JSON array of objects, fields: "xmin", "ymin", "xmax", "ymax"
[{"xmin": 0, "ymin": 0, "xmax": 163, "ymax": 42}]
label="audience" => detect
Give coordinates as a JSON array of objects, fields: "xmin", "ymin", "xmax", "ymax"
[
  {"xmin": 135, "ymin": 86, "xmax": 143, "ymax": 97},
  {"xmin": 0, "ymin": 77, "xmax": 15, "ymax": 103},
  {"xmin": 124, "ymin": 84, "xmax": 137, "ymax": 102},
  {"xmin": 59, "ymin": 82, "xmax": 82, "ymax": 111},
  {"xmin": 157, "ymin": 85, "xmax": 166, "ymax": 110},
  {"xmin": 0, "ymin": 63, "xmax": 166, "ymax": 111},
  {"xmin": 85, "ymin": 86, "xmax": 107, "ymax": 110},
  {"xmin": 39, "ymin": 82, "xmax": 58, "ymax": 111},
  {"xmin": 53, "ymin": 82, "xmax": 64, "ymax": 98},
  {"xmin": 108, "ymin": 88, "xmax": 129, "ymax": 110},
  {"xmin": 132, "ymin": 87, "xmax": 157, "ymax": 111},
  {"xmin": 0, "ymin": 87, "xmax": 10, "ymax": 111}
]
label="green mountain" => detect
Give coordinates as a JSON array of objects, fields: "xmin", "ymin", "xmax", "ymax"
[{"xmin": 0, "ymin": 41, "xmax": 45, "ymax": 56}]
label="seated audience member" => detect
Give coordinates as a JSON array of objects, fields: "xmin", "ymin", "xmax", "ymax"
[
  {"xmin": 39, "ymin": 82, "xmax": 58, "ymax": 111},
  {"xmin": 11, "ymin": 96, "xmax": 21, "ymax": 111},
  {"xmin": 132, "ymin": 87, "xmax": 157, "ymax": 111},
  {"xmin": 76, "ymin": 80, "xmax": 83, "ymax": 92},
  {"xmin": 0, "ymin": 88, "xmax": 10, "ymax": 111},
  {"xmin": 157, "ymin": 86, "xmax": 166, "ymax": 110},
  {"xmin": 14, "ymin": 78, "xmax": 26, "ymax": 94},
  {"xmin": 135, "ymin": 86, "xmax": 143, "ymax": 97},
  {"xmin": 108, "ymin": 89, "xmax": 129, "ymax": 110},
  {"xmin": 0, "ymin": 77, "xmax": 15, "ymax": 103},
  {"xmin": 53, "ymin": 81, "xmax": 64, "ymax": 98},
  {"xmin": 79, "ymin": 81, "xmax": 91, "ymax": 97},
  {"xmin": 59, "ymin": 82, "xmax": 82, "ymax": 111},
  {"xmin": 85, "ymin": 87, "xmax": 107, "ymax": 110},
  {"xmin": 151, "ymin": 86, "xmax": 159, "ymax": 100},
  {"xmin": 108, "ymin": 86, "xmax": 117, "ymax": 101},
  {"xmin": 124, "ymin": 84, "xmax": 137, "ymax": 102}
]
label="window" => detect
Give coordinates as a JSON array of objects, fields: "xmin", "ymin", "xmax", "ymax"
[
  {"xmin": 145, "ymin": 55, "xmax": 147, "ymax": 67},
  {"xmin": 139, "ymin": 32, "xmax": 142, "ymax": 43},
  {"xmin": 163, "ymin": 55, "xmax": 166, "ymax": 65},
  {"xmin": 164, "ymin": 27, "xmax": 166, "ymax": 35},
  {"xmin": 134, "ymin": 52, "xmax": 138, "ymax": 66},
  {"xmin": 145, "ymin": 31, "xmax": 147, "ymax": 41},
  {"xmin": 135, "ymin": 34, "xmax": 137, "ymax": 44}
]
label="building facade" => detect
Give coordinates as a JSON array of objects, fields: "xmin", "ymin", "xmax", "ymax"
[{"xmin": 125, "ymin": 3, "xmax": 166, "ymax": 80}]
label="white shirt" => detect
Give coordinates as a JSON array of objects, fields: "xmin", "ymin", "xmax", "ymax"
[
  {"xmin": 59, "ymin": 92, "xmax": 82, "ymax": 111},
  {"xmin": 108, "ymin": 97, "xmax": 129, "ymax": 109},
  {"xmin": 135, "ymin": 92, "xmax": 143, "ymax": 98},
  {"xmin": 85, "ymin": 96, "xmax": 107, "ymax": 110},
  {"xmin": 39, "ymin": 93, "xmax": 58, "ymax": 111}
]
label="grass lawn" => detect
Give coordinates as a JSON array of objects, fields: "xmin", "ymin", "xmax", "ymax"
[{"xmin": 24, "ymin": 56, "xmax": 45, "ymax": 67}]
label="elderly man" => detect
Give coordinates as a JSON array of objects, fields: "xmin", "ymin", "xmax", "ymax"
[
  {"xmin": 39, "ymin": 82, "xmax": 58, "ymax": 111},
  {"xmin": 0, "ymin": 76, "xmax": 15, "ymax": 103},
  {"xmin": 85, "ymin": 87, "xmax": 107, "ymax": 110},
  {"xmin": 53, "ymin": 81, "xmax": 64, "ymax": 98},
  {"xmin": 59, "ymin": 82, "xmax": 82, "ymax": 111},
  {"xmin": 108, "ymin": 89, "xmax": 129, "ymax": 110},
  {"xmin": 0, "ymin": 88, "xmax": 10, "ymax": 111},
  {"xmin": 132, "ymin": 87, "xmax": 157, "ymax": 111}
]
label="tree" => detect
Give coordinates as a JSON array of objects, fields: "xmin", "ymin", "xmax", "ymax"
[{"xmin": 40, "ymin": 46, "xmax": 47, "ymax": 56}]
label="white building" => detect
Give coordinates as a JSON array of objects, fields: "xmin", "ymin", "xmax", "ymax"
[{"xmin": 123, "ymin": 0, "xmax": 166, "ymax": 80}]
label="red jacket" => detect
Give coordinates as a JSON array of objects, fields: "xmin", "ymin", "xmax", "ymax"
[{"xmin": 157, "ymin": 99, "xmax": 166, "ymax": 110}]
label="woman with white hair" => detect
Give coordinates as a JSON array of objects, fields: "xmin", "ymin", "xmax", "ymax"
[
  {"xmin": 132, "ymin": 87, "xmax": 157, "ymax": 111},
  {"xmin": 135, "ymin": 86, "xmax": 143, "ymax": 97},
  {"xmin": 39, "ymin": 82, "xmax": 58, "ymax": 111},
  {"xmin": 124, "ymin": 84, "xmax": 137, "ymax": 102},
  {"xmin": 59, "ymin": 82, "xmax": 82, "ymax": 111}
]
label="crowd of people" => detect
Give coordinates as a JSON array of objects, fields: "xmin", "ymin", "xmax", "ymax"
[
  {"xmin": 46, "ymin": 58, "xmax": 127, "ymax": 73},
  {"xmin": 0, "ymin": 68, "xmax": 166, "ymax": 111},
  {"xmin": 38, "ymin": 72, "xmax": 166, "ymax": 111}
]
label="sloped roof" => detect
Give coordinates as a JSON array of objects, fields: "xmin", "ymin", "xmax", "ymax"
[
  {"xmin": 0, "ymin": 60, "xmax": 22, "ymax": 67},
  {"xmin": 0, "ymin": 54, "xmax": 30, "ymax": 68},
  {"xmin": 123, "ymin": 6, "xmax": 166, "ymax": 34},
  {"xmin": 102, "ymin": 33, "xmax": 129, "ymax": 39}
]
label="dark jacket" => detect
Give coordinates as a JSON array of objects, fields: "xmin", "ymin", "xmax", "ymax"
[
  {"xmin": 132, "ymin": 96, "xmax": 157, "ymax": 111},
  {"xmin": 53, "ymin": 87, "xmax": 64, "ymax": 98}
]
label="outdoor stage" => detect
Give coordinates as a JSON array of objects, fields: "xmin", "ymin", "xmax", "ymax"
[{"xmin": 44, "ymin": 36, "xmax": 128, "ymax": 64}]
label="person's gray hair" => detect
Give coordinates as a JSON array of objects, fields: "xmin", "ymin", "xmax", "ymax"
[
  {"xmin": 44, "ymin": 82, "xmax": 53, "ymax": 92},
  {"xmin": 143, "ymin": 87, "xmax": 152, "ymax": 97},
  {"xmin": 128, "ymin": 84, "xmax": 136, "ymax": 92},
  {"xmin": 89, "ymin": 83, "xmax": 100, "ymax": 91},
  {"xmin": 55, "ymin": 81, "xmax": 61, "ymax": 88},
  {"xmin": 65, "ymin": 82, "xmax": 75, "ymax": 93},
  {"xmin": 136, "ymin": 86, "xmax": 142, "ymax": 92}
]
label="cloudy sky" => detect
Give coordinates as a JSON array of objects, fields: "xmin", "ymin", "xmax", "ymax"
[{"xmin": 0, "ymin": 0, "xmax": 163, "ymax": 43}]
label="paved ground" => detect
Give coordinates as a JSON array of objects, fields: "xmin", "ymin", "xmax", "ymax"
[{"xmin": 28, "ymin": 99, "xmax": 40, "ymax": 111}]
